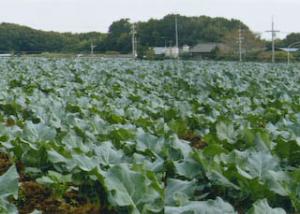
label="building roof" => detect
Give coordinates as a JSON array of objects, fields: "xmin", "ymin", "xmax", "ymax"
[
  {"xmin": 0, "ymin": 54, "xmax": 12, "ymax": 57},
  {"xmin": 190, "ymin": 43, "xmax": 222, "ymax": 53},
  {"xmin": 279, "ymin": 48, "xmax": 299, "ymax": 52}
]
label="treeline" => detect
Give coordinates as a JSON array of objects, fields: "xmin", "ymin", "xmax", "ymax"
[
  {"xmin": 277, "ymin": 33, "xmax": 300, "ymax": 48},
  {"xmin": 0, "ymin": 23, "xmax": 107, "ymax": 53},
  {"xmin": 108, "ymin": 15, "xmax": 249, "ymax": 53},
  {"xmin": 1, "ymin": 14, "xmax": 297, "ymax": 57},
  {"xmin": 0, "ymin": 14, "xmax": 252, "ymax": 54},
  {"xmin": 137, "ymin": 15, "xmax": 247, "ymax": 47}
]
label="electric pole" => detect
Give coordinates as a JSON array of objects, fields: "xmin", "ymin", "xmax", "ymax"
[
  {"xmin": 175, "ymin": 15, "xmax": 179, "ymax": 48},
  {"xmin": 132, "ymin": 23, "xmax": 137, "ymax": 59},
  {"xmin": 90, "ymin": 42, "xmax": 96, "ymax": 55},
  {"xmin": 175, "ymin": 15, "xmax": 179, "ymax": 58},
  {"xmin": 266, "ymin": 17, "xmax": 280, "ymax": 63},
  {"xmin": 238, "ymin": 27, "xmax": 243, "ymax": 62}
]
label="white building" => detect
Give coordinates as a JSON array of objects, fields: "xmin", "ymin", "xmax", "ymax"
[
  {"xmin": 0, "ymin": 54, "xmax": 12, "ymax": 57},
  {"xmin": 165, "ymin": 47, "xmax": 179, "ymax": 58},
  {"xmin": 153, "ymin": 47, "xmax": 167, "ymax": 55},
  {"xmin": 153, "ymin": 47, "xmax": 179, "ymax": 58},
  {"xmin": 181, "ymin": 45, "xmax": 190, "ymax": 53}
]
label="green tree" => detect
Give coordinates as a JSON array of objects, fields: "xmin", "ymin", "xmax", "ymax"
[
  {"xmin": 221, "ymin": 29, "xmax": 265, "ymax": 60},
  {"xmin": 105, "ymin": 19, "xmax": 132, "ymax": 53}
]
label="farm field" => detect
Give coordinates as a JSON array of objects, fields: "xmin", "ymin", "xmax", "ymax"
[{"xmin": 0, "ymin": 58, "xmax": 299, "ymax": 213}]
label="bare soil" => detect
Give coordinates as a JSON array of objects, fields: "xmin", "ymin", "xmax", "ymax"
[
  {"xmin": 181, "ymin": 131, "xmax": 208, "ymax": 149},
  {"xmin": 0, "ymin": 152, "xmax": 114, "ymax": 214}
]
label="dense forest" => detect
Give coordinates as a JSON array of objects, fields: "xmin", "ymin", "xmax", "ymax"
[{"xmin": 0, "ymin": 14, "xmax": 254, "ymax": 54}]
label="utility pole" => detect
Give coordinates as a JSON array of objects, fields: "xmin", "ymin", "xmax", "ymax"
[
  {"xmin": 90, "ymin": 42, "xmax": 96, "ymax": 55},
  {"xmin": 175, "ymin": 15, "xmax": 179, "ymax": 49},
  {"xmin": 238, "ymin": 27, "xmax": 243, "ymax": 62},
  {"xmin": 132, "ymin": 23, "xmax": 137, "ymax": 59},
  {"xmin": 175, "ymin": 15, "xmax": 179, "ymax": 58},
  {"xmin": 266, "ymin": 17, "xmax": 280, "ymax": 63}
]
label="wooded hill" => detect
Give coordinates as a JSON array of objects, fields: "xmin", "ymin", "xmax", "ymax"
[
  {"xmin": 0, "ymin": 23, "xmax": 106, "ymax": 53},
  {"xmin": 0, "ymin": 14, "xmax": 267, "ymax": 54}
]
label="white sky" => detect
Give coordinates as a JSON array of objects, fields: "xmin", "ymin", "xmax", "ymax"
[{"xmin": 0, "ymin": 0, "xmax": 299, "ymax": 39}]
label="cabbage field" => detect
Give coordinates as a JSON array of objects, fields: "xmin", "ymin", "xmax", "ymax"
[{"xmin": 0, "ymin": 58, "xmax": 299, "ymax": 213}]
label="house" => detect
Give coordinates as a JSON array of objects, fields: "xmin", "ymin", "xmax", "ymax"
[
  {"xmin": 153, "ymin": 47, "xmax": 179, "ymax": 58},
  {"xmin": 181, "ymin": 45, "xmax": 190, "ymax": 54},
  {"xmin": 153, "ymin": 47, "xmax": 167, "ymax": 55},
  {"xmin": 165, "ymin": 47, "xmax": 179, "ymax": 58},
  {"xmin": 0, "ymin": 54, "xmax": 12, "ymax": 57},
  {"xmin": 279, "ymin": 48, "xmax": 299, "ymax": 52},
  {"xmin": 190, "ymin": 43, "xmax": 225, "ymax": 57},
  {"xmin": 152, "ymin": 45, "xmax": 191, "ymax": 58}
]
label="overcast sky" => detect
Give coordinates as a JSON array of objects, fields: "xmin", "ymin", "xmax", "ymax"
[{"xmin": 1, "ymin": 0, "xmax": 299, "ymax": 39}]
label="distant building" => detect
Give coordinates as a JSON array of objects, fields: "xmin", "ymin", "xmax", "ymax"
[
  {"xmin": 279, "ymin": 48, "xmax": 299, "ymax": 52},
  {"xmin": 0, "ymin": 54, "xmax": 12, "ymax": 57},
  {"xmin": 152, "ymin": 45, "xmax": 191, "ymax": 58},
  {"xmin": 153, "ymin": 47, "xmax": 167, "ymax": 55},
  {"xmin": 190, "ymin": 43, "xmax": 226, "ymax": 57},
  {"xmin": 165, "ymin": 47, "xmax": 179, "ymax": 58},
  {"xmin": 181, "ymin": 45, "xmax": 190, "ymax": 54},
  {"xmin": 153, "ymin": 46, "xmax": 179, "ymax": 58}
]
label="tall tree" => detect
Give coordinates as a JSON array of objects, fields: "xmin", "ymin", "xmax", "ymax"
[
  {"xmin": 105, "ymin": 19, "xmax": 132, "ymax": 53},
  {"xmin": 221, "ymin": 29, "xmax": 264, "ymax": 59}
]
